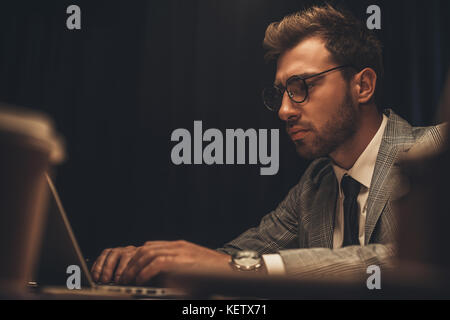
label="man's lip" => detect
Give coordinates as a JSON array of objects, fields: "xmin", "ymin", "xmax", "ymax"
[
  {"xmin": 288, "ymin": 128, "xmax": 309, "ymax": 135},
  {"xmin": 289, "ymin": 129, "xmax": 310, "ymax": 140}
]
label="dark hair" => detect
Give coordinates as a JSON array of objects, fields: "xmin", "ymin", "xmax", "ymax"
[{"xmin": 263, "ymin": 4, "xmax": 384, "ymax": 108}]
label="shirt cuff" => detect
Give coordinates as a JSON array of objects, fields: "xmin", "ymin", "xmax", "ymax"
[{"xmin": 262, "ymin": 254, "xmax": 286, "ymax": 275}]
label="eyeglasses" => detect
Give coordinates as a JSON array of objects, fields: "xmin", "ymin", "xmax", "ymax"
[{"xmin": 262, "ymin": 65, "xmax": 352, "ymax": 112}]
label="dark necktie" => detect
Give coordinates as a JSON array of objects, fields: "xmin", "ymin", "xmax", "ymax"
[{"xmin": 341, "ymin": 174, "xmax": 361, "ymax": 246}]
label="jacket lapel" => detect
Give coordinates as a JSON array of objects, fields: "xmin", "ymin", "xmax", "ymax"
[
  {"xmin": 364, "ymin": 109, "xmax": 416, "ymax": 244},
  {"xmin": 306, "ymin": 165, "xmax": 338, "ymax": 248}
]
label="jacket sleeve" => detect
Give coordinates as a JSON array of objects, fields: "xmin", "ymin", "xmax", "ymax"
[{"xmin": 278, "ymin": 243, "xmax": 396, "ymax": 279}]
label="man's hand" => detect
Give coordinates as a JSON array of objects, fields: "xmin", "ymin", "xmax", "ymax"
[
  {"xmin": 118, "ymin": 240, "xmax": 231, "ymax": 285},
  {"xmin": 91, "ymin": 245, "xmax": 138, "ymax": 283}
]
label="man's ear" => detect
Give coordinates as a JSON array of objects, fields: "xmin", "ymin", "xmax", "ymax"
[{"xmin": 353, "ymin": 68, "xmax": 377, "ymax": 104}]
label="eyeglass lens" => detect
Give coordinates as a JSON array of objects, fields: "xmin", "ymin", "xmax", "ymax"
[{"xmin": 263, "ymin": 78, "xmax": 307, "ymax": 111}]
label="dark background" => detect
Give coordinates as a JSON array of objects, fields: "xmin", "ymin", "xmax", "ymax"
[{"xmin": 0, "ymin": 0, "xmax": 448, "ymax": 259}]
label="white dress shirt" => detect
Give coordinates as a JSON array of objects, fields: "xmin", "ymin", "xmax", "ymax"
[{"xmin": 262, "ymin": 114, "xmax": 388, "ymax": 275}]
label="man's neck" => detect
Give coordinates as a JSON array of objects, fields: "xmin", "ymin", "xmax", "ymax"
[{"xmin": 330, "ymin": 107, "xmax": 383, "ymax": 170}]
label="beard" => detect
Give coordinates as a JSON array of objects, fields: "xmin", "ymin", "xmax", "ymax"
[{"xmin": 293, "ymin": 89, "xmax": 358, "ymax": 160}]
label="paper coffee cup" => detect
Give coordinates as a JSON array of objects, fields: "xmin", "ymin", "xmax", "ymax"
[{"xmin": 0, "ymin": 103, "xmax": 65, "ymax": 295}]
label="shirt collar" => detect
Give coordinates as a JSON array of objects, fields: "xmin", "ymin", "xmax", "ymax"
[{"xmin": 332, "ymin": 114, "xmax": 388, "ymax": 190}]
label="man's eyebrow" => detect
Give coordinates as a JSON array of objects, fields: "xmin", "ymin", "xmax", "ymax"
[
  {"xmin": 273, "ymin": 81, "xmax": 284, "ymax": 88},
  {"xmin": 295, "ymin": 72, "xmax": 316, "ymax": 78},
  {"xmin": 273, "ymin": 72, "xmax": 319, "ymax": 87}
]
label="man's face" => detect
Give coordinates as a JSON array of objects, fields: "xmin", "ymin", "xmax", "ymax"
[{"xmin": 275, "ymin": 37, "xmax": 358, "ymax": 160}]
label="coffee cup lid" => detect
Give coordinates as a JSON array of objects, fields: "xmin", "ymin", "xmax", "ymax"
[{"xmin": 0, "ymin": 104, "xmax": 65, "ymax": 164}]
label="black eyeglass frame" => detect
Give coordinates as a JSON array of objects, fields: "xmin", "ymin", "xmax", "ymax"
[{"xmin": 262, "ymin": 64, "xmax": 354, "ymax": 112}]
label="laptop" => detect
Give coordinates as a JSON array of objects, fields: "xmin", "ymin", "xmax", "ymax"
[{"xmin": 32, "ymin": 174, "xmax": 185, "ymax": 298}]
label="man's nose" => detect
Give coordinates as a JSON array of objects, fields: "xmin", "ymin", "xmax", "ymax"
[{"xmin": 278, "ymin": 91, "xmax": 301, "ymax": 121}]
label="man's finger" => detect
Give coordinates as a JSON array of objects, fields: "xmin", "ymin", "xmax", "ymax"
[
  {"xmin": 118, "ymin": 248, "xmax": 175, "ymax": 284},
  {"xmin": 90, "ymin": 260, "xmax": 97, "ymax": 274},
  {"xmin": 114, "ymin": 253, "xmax": 135, "ymax": 283},
  {"xmin": 91, "ymin": 248, "xmax": 112, "ymax": 282},
  {"xmin": 118, "ymin": 249, "xmax": 156, "ymax": 284},
  {"xmin": 99, "ymin": 249, "xmax": 122, "ymax": 283}
]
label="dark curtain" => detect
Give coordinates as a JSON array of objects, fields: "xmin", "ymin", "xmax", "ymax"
[{"xmin": 0, "ymin": 0, "xmax": 448, "ymax": 259}]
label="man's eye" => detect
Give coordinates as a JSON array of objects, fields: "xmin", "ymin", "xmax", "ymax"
[{"xmin": 308, "ymin": 79, "xmax": 320, "ymax": 87}]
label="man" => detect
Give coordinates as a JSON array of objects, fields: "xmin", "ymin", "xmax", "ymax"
[{"xmin": 91, "ymin": 4, "xmax": 445, "ymax": 285}]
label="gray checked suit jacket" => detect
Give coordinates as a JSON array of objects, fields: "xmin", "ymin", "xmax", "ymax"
[{"xmin": 217, "ymin": 109, "xmax": 446, "ymax": 279}]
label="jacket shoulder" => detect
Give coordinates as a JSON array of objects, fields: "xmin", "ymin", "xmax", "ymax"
[
  {"xmin": 408, "ymin": 123, "xmax": 447, "ymax": 157},
  {"xmin": 411, "ymin": 122, "xmax": 446, "ymax": 141}
]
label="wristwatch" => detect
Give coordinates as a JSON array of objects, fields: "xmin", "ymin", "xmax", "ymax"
[{"xmin": 229, "ymin": 250, "xmax": 263, "ymax": 272}]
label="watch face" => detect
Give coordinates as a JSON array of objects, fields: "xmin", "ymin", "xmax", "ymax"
[
  {"xmin": 232, "ymin": 250, "xmax": 261, "ymax": 270},
  {"xmin": 237, "ymin": 256, "xmax": 260, "ymax": 267}
]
